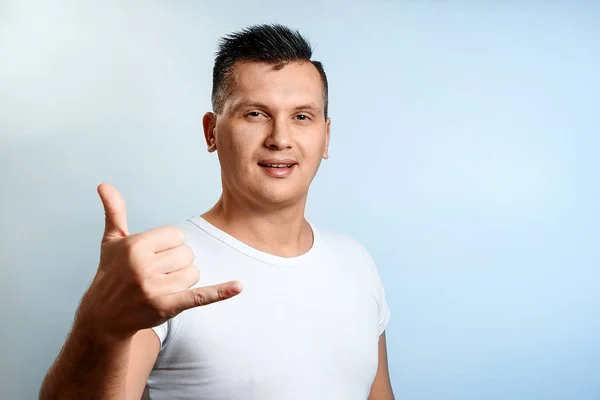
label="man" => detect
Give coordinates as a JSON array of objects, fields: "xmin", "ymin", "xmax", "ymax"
[{"xmin": 40, "ymin": 24, "xmax": 394, "ymax": 399}]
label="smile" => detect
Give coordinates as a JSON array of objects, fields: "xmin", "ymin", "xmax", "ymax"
[
  {"xmin": 258, "ymin": 162, "xmax": 297, "ymax": 178},
  {"xmin": 258, "ymin": 163, "xmax": 295, "ymax": 168}
]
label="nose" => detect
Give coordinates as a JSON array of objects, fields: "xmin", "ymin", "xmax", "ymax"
[{"xmin": 264, "ymin": 118, "xmax": 292, "ymax": 150}]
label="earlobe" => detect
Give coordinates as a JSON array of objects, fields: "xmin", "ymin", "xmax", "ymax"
[{"xmin": 208, "ymin": 136, "xmax": 217, "ymax": 152}]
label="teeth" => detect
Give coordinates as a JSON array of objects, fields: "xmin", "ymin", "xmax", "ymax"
[{"xmin": 263, "ymin": 164, "xmax": 292, "ymax": 168}]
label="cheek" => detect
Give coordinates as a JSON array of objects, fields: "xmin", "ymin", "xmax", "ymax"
[
  {"xmin": 220, "ymin": 129, "xmax": 261, "ymax": 172},
  {"xmin": 299, "ymin": 135, "xmax": 327, "ymax": 164}
]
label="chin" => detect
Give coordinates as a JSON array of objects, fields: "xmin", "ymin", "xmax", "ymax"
[{"xmin": 254, "ymin": 187, "xmax": 306, "ymax": 207}]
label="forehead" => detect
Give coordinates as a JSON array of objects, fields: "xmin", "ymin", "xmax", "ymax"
[{"xmin": 227, "ymin": 61, "xmax": 324, "ymax": 110}]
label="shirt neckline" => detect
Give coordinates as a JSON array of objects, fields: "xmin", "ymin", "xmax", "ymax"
[{"xmin": 187, "ymin": 215, "xmax": 322, "ymax": 267}]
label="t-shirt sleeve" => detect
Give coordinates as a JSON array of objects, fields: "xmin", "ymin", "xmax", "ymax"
[
  {"xmin": 151, "ymin": 321, "xmax": 168, "ymax": 348},
  {"xmin": 151, "ymin": 314, "xmax": 181, "ymax": 350},
  {"xmin": 352, "ymin": 238, "xmax": 392, "ymax": 336},
  {"xmin": 372, "ymin": 261, "xmax": 392, "ymax": 336}
]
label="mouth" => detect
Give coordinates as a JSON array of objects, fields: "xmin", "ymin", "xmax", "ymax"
[
  {"xmin": 257, "ymin": 162, "xmax": 296, "ymax": 168},
  {"xmin": 257, "ymin": 160, "xmax": 298, "ymax": 178}
]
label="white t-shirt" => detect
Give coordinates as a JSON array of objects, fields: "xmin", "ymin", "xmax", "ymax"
[{"xmin": 143, "ymin": 216, "xmax": 391, "ymax": 400}]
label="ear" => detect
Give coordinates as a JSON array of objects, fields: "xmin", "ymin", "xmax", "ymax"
[
  {"xmin": 322, "ymin": 117, "xmax": 331, "ymax": 160},
  {"xmin": 202, "ymin": 112, "xmax": 218, "ymax": 152}
]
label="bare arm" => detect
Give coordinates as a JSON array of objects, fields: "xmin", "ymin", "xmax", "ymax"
[
  {"xmin": 368, "ymin": 331, "xmax": 395, "ymax": 400},
  {"xmin": 39, "ymin": 322, "xmax": 133, "ymax": 400},
  {"xmin": 125, "ymin": 330, "xmax": 161, "ymax": 399},
  {"xmin": 39, "ymin": 326, "xmax": 160, "ymax": 400}
]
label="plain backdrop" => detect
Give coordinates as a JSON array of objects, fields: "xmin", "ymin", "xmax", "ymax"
[{"xmin": 1, "ymin": 1, "xmax": 599, "ymax": 399}]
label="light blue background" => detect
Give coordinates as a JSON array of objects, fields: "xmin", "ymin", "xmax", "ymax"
[{"xmin": 1, "ymin": 1, "xmax": 599, "ymax": 399}]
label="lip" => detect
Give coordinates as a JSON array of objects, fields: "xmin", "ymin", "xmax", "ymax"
[
  {"xmin": 257, "ymin": 159, "xmax": 297, "ymax": 178},
  {"xmin": 258, "ymin": 159, "xmax": 297, "ymax": 165}
]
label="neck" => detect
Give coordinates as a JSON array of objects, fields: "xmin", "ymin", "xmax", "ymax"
[{"xmin": 201, "ymin": 190, "xmax": 313, "ymax": 258}]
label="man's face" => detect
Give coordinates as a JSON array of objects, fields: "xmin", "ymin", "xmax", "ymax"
[{"xmin": 204, "ymin": 61, "xmax": 330, "ymax": 208}]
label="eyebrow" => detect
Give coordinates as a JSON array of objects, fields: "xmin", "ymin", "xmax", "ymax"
[
  {"xmin": 231, "ymin": 101, "xmax": 268, "ymax": 112},
  {"xmin": 294, "ymin": 103, "xmax": 322, "ymax": 113}
]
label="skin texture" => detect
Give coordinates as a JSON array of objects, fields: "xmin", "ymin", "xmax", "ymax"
[{"xmin": 39, "ymin": 60, "xmax": 394, "ymax": 400}]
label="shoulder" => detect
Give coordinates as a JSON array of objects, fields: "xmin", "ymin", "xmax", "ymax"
[
  {"xmin": 316, "ymin": 226, "xmax": 388, "ymax": 311},
  {"xmin": 317, "ymin": 226, "xmax": 376, "ymax": 267}
]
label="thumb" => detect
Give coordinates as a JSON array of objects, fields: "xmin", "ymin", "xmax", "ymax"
[{"xmin": 97, "ymin": 182, "xmax": 129, "ymax": 242}]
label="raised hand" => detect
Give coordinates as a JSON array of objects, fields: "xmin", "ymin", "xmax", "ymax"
[{"xmin": 76, "ymin": 183, "xmax": 243, "ymax": 341}]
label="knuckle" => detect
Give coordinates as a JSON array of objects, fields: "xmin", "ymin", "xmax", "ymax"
[
  {"xmin": 217, "ymin": 285, "xmax": 229, "ymax": 300},
  {"xmin": 193, "ymin": 289, "xmax": 207, "ymax": 306},
  {"xmin": 171, "ymin": 246, "xmax": 193, "ymax": 269},
  {"xmin": 166, "ymin": 226, "xmax": 185, "ymax": 244},
  {"xmin": 186, "ymin": 266, "xmax": 201, "ymax": 287},
  {"xmin": 191, "ymin": 265, "xmax": 201, "ymax": 280},
  {"xmin": 182, "ymin": 245, "xmax": 195, "ymax": 264},
  {"xmin": 170, "ymin": 251, "xmax": 185, "ymax": 270}
]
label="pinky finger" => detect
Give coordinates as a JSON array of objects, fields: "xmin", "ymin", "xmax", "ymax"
[{"xmin": 165, "ymin": 280, "xmax": 243, "ymax": 316}]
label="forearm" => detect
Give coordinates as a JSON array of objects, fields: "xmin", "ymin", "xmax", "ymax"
[{"xmin": 39, "ymin": 321, "xmax": 132, "ymax": 400}]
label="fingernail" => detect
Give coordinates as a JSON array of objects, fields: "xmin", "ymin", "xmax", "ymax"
[{"xmin": 231, "ymin": 281, "xmax": 243, "ymax": 293}]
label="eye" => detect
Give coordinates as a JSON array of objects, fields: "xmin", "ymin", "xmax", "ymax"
[
  {"xmin": 244, "ymin": 111, "xmax": 268, "ymax": 122},
  {"xmin": 296, "ymin": 114, "xmax": 310, "ymax": 121}
]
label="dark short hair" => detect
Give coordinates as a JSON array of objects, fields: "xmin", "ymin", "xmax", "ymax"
[{"xmin": 212, "ymin": 24, "xmax": 329, "ymax": 119}]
